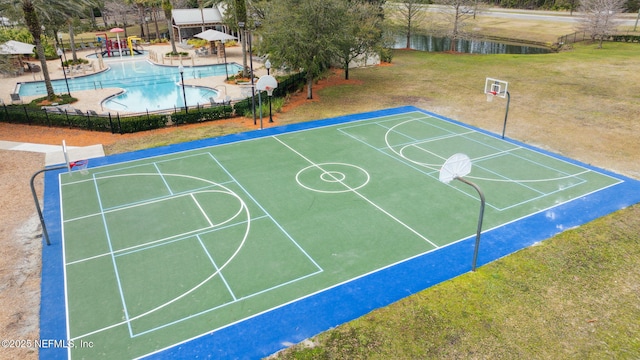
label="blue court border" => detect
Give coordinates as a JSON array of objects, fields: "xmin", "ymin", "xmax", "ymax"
[{"xmin": 39, "ymin": 106, "xmax": 640, "ymax": 359}]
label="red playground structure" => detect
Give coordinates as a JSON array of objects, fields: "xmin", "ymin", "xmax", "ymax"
[{"xmin": 96, "ymin": 32, "xmax": 143, "ymax": 57}]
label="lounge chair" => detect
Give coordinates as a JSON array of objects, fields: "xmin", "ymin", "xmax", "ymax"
[
  {"xmin": 74, "ymin": 108, "xmax": 86, "ymax": 116},
  {"xmin": 196, "ymin": 47, "xmax": 208, "ymax": 57},
  {"xmin": 10, "ymin": 93, "xmax": 22, "ymax": 104},
  {"xmin": 210, "ymin": 95, "xmax": 231, "ymax": 106},
  {"xmin": 26, "ymin": 63, "xmax": 41, "ymax": 73},
  {"xmin": 88, "ymin": 110, "xmax": 99, "ymax": 116},
  {"xmin": 178, "ymin": 40, "xmax": 193, "ymax": 49}
]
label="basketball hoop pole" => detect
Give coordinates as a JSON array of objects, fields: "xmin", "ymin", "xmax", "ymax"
[
  {"xmin": 30, "ymin": 165, "xmax": 67, "ymax": 245},
  {"xmin": 501, "ymin": 90, "xmax": 511, "ymax": 139},
  {"xmin": 454, "ymin": 176, "xmax": 486, "ymax": 272},
  {"xmin": 484, "ymin": 78, "xmax": 510, "ymax": 139}
]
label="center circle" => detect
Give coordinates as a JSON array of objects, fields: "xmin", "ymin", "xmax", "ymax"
[
  {"xmin": 296, "ymin": 163, "xmax": 370, "ymax": 194},
  {"xmin": 321, "ymin": 171, "xmax": 346, "ymax": 183}
]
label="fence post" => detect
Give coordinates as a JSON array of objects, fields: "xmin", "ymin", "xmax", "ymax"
[
  {"xmin": 108, "ymin": 113, "xmax": 115, "ymax": 133},
  {"xmin": 41, "ymin": 109, "xmax": 48, "ymax": 127},
  {"xmin": 22, "ymin": 106, "xmax": 31, "ymax": 125},
  {"xmin": 117, "ymin": 113, "xmax": 122, "ymax": 134},
  {"xmin": 86, "ymin": 112, "xmax": 92, "ymax": 130},
  {"xmin": 64, "ymin": 109, "xmax": 70, "ymax": 128}
]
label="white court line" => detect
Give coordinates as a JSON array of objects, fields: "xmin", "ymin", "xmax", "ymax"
[
  {"xmin": 197, "ymin": 234, "xmax": 237, "ymax": 301},
  {"xmin": 61, "ymin": 110, "xmax": 624, "ymax": 357},
  {"xmin": 57, "ymin": 173, "xmax": 73, "ymax": 360},
  {"xmin": 65, "ymin": 174, "xmax": 250, "ymax": 265},
  {"xmin": 272, "ymin": 136, "xmax": 439, "ymax": 249},
  {"xmin": 74, "ymin": 180, "xmax": 252, "ymax": 341},
  {"xmin": 344, "ymin": 116, "xmax": 606, "ymax": 212},
  {"xmin": 91, "ymin": 173, "xmax": 135, "ymax": 337},
  {"xmin": 131, "ymin": 266, "xmax": 324, "ymax": 339},
  {"xmin": 206, "ymin": 152, "xmax": 324, "ymax": 272},
  {"xmin": 66, "ymin": 159, "xmax": 322, "ymax": 341},
  {"xmin": 191, "ymin": 193, "xmax": 215, "ymax": 227},
  {"xmin": 154, "ymin": 162, "xmax": 174, "ymax": 195},
  {"xmin": 65, "ymin": 215, "xmax": 268, "ymax": 267}
]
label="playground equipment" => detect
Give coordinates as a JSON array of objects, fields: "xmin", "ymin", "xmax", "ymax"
[
  {"xmin": 127, "ymin": 36, "xmax": 143, "ymax": 56},
  {"xmin": 95, "ymin": 32, "xmax": 144, "ymax": 57}
]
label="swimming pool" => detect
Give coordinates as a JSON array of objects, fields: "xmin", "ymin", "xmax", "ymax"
[{"xmin": 18, "ymin": 61, "xmax": 242, "ymax": 113}]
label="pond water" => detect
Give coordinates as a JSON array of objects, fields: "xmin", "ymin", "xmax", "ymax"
[{"xmin": 394, "ymin": 35, "xmax": 551, "ymax": 54}]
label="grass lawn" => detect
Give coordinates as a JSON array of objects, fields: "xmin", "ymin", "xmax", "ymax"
[
  {"xmin": 271, "ymin": 204, "xmax": 640, "ymax": 359},
  {"xmin": 88, "ymin": 14, "xmax": 640, "ymax": 359},
  {"xmin": 264, "ymin": 41, "xmax": 640, "ymax": 360}
]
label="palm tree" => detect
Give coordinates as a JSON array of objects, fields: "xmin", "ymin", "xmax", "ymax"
[
  {"xmin": 1, "ymin": 0, "xmax": 94, "ymax": 100},
  {"xmin": 161, "ymin": 0, "xmax": 177, "ymax": 54},
  {"xmin": 21, "ymin": 0, "xmax": 55, "ymax": 100},
  {"xmin": 203, "ymin": 0, "xmax": 248, "ymax": 77}
]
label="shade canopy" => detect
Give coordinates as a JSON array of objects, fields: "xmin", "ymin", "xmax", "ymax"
[
  {"xmin": 0, "ymin": 40, "xmax": 35, "ymax": 55},
  {"xmin": 109, "ymin": 27, "xmax": 125, "ymax": 33},
  {"xmin": 194, "ymin": 29, "xmax": 236, "ymax": 42}
]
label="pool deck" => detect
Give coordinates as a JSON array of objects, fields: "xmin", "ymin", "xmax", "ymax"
[{"xmin": 0, "ymin": 43, "xmax": 268, "ymax": 113}]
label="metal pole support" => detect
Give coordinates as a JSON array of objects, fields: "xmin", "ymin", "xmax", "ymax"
[
  {"xmin": 501, "ymin": 91, "xmax": 511, "ymax": 139},
  {"xmin": 455, "ymin": 176, "xmax": 486, "ymax": 272},
  {"xmin": 31, "ymin": 165, "xmax": 66, "ymax": 245}
]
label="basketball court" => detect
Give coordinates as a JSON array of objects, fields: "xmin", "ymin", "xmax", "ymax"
[{"xmin": 38, "ymin": 106, "xmax": 640, "ymax": 359}]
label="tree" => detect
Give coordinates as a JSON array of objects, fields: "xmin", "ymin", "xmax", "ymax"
[
  {"xmin": 578, "ymin": 0, "xmax": 625, "ymax": 48},
  {"xmin": 260, "ymin": 0, "xmax": 349, "ymax": 99},
  {"xmin": 1, "ymin": 0, "xmax": 91, "ymax": 100},
  {"xmin": 235, "ymin": 0, "xmax": 248, "ymax": 77},
  {"xmin": 47, "ymin": 1, "xmax": 97, "ymax": 64},
  {"xmin": 104, "ymin": 0, "xmax": 135, "ymax": 35},
  {"xmin": 124, "ymin": 0, "xmax": 151, "ymax": 40},
  {"xmin": 202, "ymin": 0, "xmax": 252, "ymax": 76},
  {"xmin": 436, "ymin": 0, "xmax": 477, "ymax": 51},
  {"xmin": 22, "ymin": 0, "xmax": 55, "ymax": 99},
  {"xmin": 334, "ymin": 0, "xmax": 385, "ymax": 80},
  {"xmin": 394, "ymin": 0, "xmax": 429, "ymax": 49},
  {"xmin": 162, "ymin": 0, "xmax": 178, "ymax": 54}
]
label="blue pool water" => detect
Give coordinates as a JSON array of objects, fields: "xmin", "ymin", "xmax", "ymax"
[{"xmin": 18, "ymin": 61, "xmax": 242, "ymax": 113}]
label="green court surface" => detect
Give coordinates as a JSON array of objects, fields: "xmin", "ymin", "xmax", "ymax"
[{"xmin": 41, "ymin": 107, "xmax": 638, "ymax": 359}]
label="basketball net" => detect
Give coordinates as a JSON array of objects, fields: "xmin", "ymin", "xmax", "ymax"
[
  {"xmin": 486, "ymin": 91, "xmax": 497, "ymax": 102},
  {"xmin": 69, "ymin": 159, "xmax": 89, "ymax": 175}
]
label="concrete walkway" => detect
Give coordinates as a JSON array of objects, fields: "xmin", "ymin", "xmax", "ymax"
[
  {"xmin": 0, "ymin": 43, "xmax": 267, "ymax": 112},
  {"xmin": 0, "ymin": 42, "xmax": 268, "ymax": 167},
  {"xmin": 0, "ymin": 140, "xmax": 105, "ymax": 166}
]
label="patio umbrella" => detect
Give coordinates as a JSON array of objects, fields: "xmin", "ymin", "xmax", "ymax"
[
  {"xmin": 194, "ymin": 29, "xmax": 237, "ymax": 42},
  {"xmin": 194, "ymin": 29, "xmax": 236, "ymax": 78},
  {"xmin": 0, "ymin": 40, "xmax": 35, "ymax": 55},
  {"xmin": 0, "ymin": 40, "xmax": 36, "ymax": 74},
  {"xmin": 110, "ymin": 27, "xmax": 125, "ymax": 59}
]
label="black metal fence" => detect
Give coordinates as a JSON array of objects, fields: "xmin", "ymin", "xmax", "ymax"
[
  {"xmin": 557, "ymin": 31, "xmax": 640, "ymax": 45},
  {"xmin": 1, "ymin": 71, "xmax": 308, "ymax": 134},
  {"xmin": 0, "ymin": 103, "xmax": 233, "ymax": 134},
  {"xmin": 557, "ymin": 31, "xmax": 589, "ymax": 45}
]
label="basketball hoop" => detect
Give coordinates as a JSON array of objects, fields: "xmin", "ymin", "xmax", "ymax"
[
  {"xmin": 70, "ymin": 159, "xmax": 89, "ymax": 175},
  {"xmin": 256, "ymin": 75, "xmax": 278, "ymax": 95},
  {"xmin": 484, "ymin": 77, "xmax": 511, "ymax": 139}
]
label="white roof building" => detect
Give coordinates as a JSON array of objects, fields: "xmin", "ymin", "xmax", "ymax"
[{"xmin": 172, "ymin": 7, "xmax": 229, "ymax": 43}]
